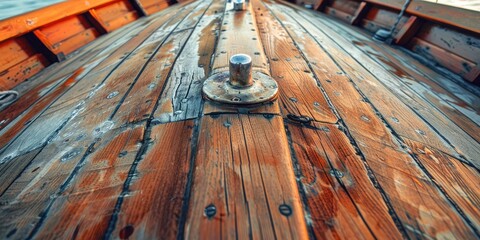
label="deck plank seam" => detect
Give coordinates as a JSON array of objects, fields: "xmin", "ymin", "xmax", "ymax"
[
  {"xmin": 14, "ymin": 1, "xmax": 206, "ymax": 238},
  {"xmin": 279, "ymin": 3, "xmax": 480, "ymax": 235},
  {"xmin": 176, "ymin": 1, "xmax": 227, "ymax": 237},
  {"xmin": 325, "ymin": 24, "xmax": 480, "ymax": 166},
  {"xmin": 317, "ymin": 13, "xmax": 480, "ymax": 142},
  {"xmin": 260, "ymin": 1, "xmax": 410, "ymax": 238},
  {"xmin": 0, "ymin": 5, "xmax": 190, "ymax": 160},
  {"xmin": 265, "ymin": 1, "xmax": 434, "ymax": 238},
  {"xmin": 97, "ymin": 1, "xmax": 215, "ymax": 238},
  {"xmin": 284, "ymin": 0, "xmax": 480, "ymax": 166}
]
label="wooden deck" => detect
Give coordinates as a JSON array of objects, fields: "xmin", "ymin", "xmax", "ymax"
[{"xmin": 0, "ymin": 0, "xmax": 479, "ymax": 239}]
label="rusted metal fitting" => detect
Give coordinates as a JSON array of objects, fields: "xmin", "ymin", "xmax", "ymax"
[
  {"xmin": 202, "ymin": 54, "xmax": 278, "ymax": 105},
  {"xmin": 233, "ymin": 0, "xmax": 246, "ymax": 11}
]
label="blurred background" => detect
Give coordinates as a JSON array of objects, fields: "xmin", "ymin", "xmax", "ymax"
[{"xmin": 0, "ymin": 0, "xmax": 64, "ymax": 20}]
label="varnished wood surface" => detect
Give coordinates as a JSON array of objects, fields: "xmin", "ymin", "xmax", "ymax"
[{"xmin": 0, "ymin": 0, "xmax": 479, "ymax": 239}]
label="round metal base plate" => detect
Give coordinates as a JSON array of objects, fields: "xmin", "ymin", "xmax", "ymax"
[{"xmin": 202, "ymin": 71, "xmax": 278, "ymax": 105}]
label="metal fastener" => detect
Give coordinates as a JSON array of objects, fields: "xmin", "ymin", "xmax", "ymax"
[
  {"xmin": 233, "ymin": 0, "xmax": 245, "ymax": 11},
  {"xmin": 229, "ymin": 54, "xmax": 253, "ymax": 87},
  {"xmin": 202, "ymin": 54, "xmax": 278, "ymax": 105}
]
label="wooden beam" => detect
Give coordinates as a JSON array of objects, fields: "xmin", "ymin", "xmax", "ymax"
[
  {"xmin": 0, "ymin": 0, "xmax": 119, "ymax": 42},
  {"xmin": 363, "ymin": 0, "xmax": 480, "ymax": 34},
  {"xmin": 350, "ymin": 1, "xmax": 369, "ymax": 25},
  {"xmin": 394, "ymin": 15, "xmax": 422, "ymax": 45},
  {"xmin": 314, "ymin": 0, "xmax": 328, "ymax": 11},
  {"xmin": 128, "ymin": 0, "xmax": 148, "ymax": 17}
]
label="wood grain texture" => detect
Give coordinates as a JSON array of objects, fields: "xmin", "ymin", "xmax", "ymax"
[
  {"xmin": 0, "ymin": 0, "xmax": 119, "ymax": 42},
  {"xmin": 287, "ymin": 121, "xmax": 402, "ymax": 239},
  {"xmin": 33, "ymin": 125, "xmax": 145, "ymax": 239},
  {"xmin": 153, "ymin": 0, "xmax": 221, "ymax": 123},
  {"xmin": 404, "ymin": 138, "xmax": 480, "ymax": 231},
  {"xmin": 278, "ymin": 1, "xmax": 480, "ymax": 167},
  {"xmin": 211, "ymin": 1, "xmax": 268, "ymax": 74},
  {"xmin": 0, "ymin": 54, "xmax": 49, "ymax": 91},
  {"xmin": 0, "ymin": 14, "xmax": 170, "ymax": 149},
  {"xmin": 301, "ymin": 9, "xmax": 480, "ymax": 167},
  {"xmin": 253, "ymin": 0, "xmax": 338, "ymax": 123},
  {"xmin": 184, "ymin": 114, "xmax": 308, "ymax": 239},
  {"xmin": 0, "ymin": 4, "xmax": 201, "ymax": 238},
  {"xmin": 268, "ymin": 2, "xmax": 478, "ymax": 239},
  {"xmin": 112, "ymin": 121, "xmax": 194, "ymax": 239},
  {"xmin": 0, "ymin": 2, "xmax": 190, "ymax": 161}
]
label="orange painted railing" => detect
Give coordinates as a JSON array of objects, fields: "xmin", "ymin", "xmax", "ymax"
[
  {"xmin": 0, "ymin": 0, "xmax": 179, "ymax": 90},
  {"xmin": 296, "ymin": 0, "xmax": 480, "ymax": 84}
]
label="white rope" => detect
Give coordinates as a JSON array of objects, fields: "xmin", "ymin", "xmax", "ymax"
[{"xmin": 0, "ymin": 90, "xmax": 19, "ymax": 107}]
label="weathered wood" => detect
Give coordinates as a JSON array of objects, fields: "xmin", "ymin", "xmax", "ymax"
[
  {"xmin": 33, "ymin": 125, "xmax": 145, "ymax": 239},
  {"xmin": 211, "ymin": 2, "xmax": 268, "ymax": 74},
  {"xmin": 404, "ymin": 138, "xmax": 480, "ymax": 231},
  {"xmin": 350, "ymin": 1, "xmax": 369, "ymax": 25},
  {"xmin": 394, "ymin": 16, "xmax": 422, "ymax": 45},
  {"xmin": 280, "ymin": 2, "xmax": 480, "ymax": 167},
  {"xmin": 268, "ymin": 2, "xmax": 478, "ymax": 238},
  {"xmin": 287, "ymin": 121, "xmax": 402, "ymax": 239},
  {"xmin": 342, "ymin": 34, "xmax": 480, "ymax": 142},
  {"xmin": 0, "ymin": 12, "xmax": 167, "ymax": 138},
  {"xmin": 363, "ymin": 0, "xmax": 480, "ymax": 34},
  {"xmin": 0, "ymin": 37, "xmax": 37, "ymax": 73},
  {"xmin": 154, "ymin": 0, "xmax": 223, "ymax": 123},
  {"xmin": 111, "ymin": 121, "xmax": 194, "ymax": 239},
  {"xmin": 408, "ymin": 37, "xmax": 479, "ymax": 82},
  {"xmin": 0, "ymin": 54, "xmax": 50, "ymax": 91},
  {"xmin": 253, "ymin": 0, "xmax": 337, "ymax": 123},
  {"xmin": 0, "ymin": 5, "xmax": 185, "ymax": 156},
  {"xmin": 0, "ymin": 2, "xmax": 204, "ymax": 239},
  {"xmin": 0, "ymin": 0, "xmax": 119, "ymax": 42},
  {"xmin": 308, "ymin": 11, "xmax": 480, "ymax": 166},
  {"xmin": 184, "ymin": 114, "xmax": 308, "ymax": 239}
]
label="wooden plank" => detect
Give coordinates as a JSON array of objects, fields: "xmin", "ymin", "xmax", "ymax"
[
  {"xmin": 340, "ymin": 34, "xmax": 480, "ymax": 142},
  {"xmin": 49, "ymin": 28, "xmax": 100, "ymax": 55},
  {"xmin": 408, "ymin": 37, "xmax": 479, "ymax": 82},
  {"xmin": 324, "ymin": 6, "xmax": 353, "ymax": 23},
  {"xmin": 404, "ymin": 138, "xmax": 480, "ymax": 231},
  {"xmin": 154, "ymin": 0, "xmax": 225, "ymax": 123},
  {"xmin": 93, "ymin": 0, "xmax": 135, "ymax": 23},
  {"xmin": 0, "ymin": 149, "xmax": 41, "ymax": 196},
  {"xmin": 111, "ymin": 121, "xmax": 194, "ymax": 239},
  {"xmin": 0, "ymin": 12, "xmax": 167, "ymax": 133},
  {"xmin": 309, "ymin": 14, "xmax": 480, "ymax": 165},
  {"xmin": 281, "ymin": 2, "xmax": 480, "ymax": 167},
  {"xmin": 287, "ymin": 121, "xmax": 402, "ymax": 239},
  {"xmin": 38, "ymin": 15, "xmax": 91, "ymax": 45},
  {"xmin": 211, "ymin": 2, "xmax": 268, "ymax": 74},
  {"xmin": 363, "ymin": 0, "xmax": 480, "ymax": 34},
  {"xmin": 415, "ymin": 22, "xmax": 480, "ymax": 64},
  {"xmin": 144, "ymin": 2, "xmax": 171, "ymax": 15},
  {"xmin": 184, "ymin": 114, "xmax": 308, "ymax": 239},
  {"xmin": 0, "ymin": 37, "xmax": 36, "ymax": 72},
  {"xmin": 0, "ymin": 54, "xmax": 50, "ymax": 91},
  {"xmin": 0, "ymin": 73, "xmax": 78, "ymax": 151},
  {"xmin": 0, "ymin": 2, "xmax": 204, "ymax": 239},
  {"xmin": 385, "ymin": 47, "xmax": 480, "ymax": 111},
  {"xmin": 32, "ymin": 125, "xmax": 145, "ymax": 239},
  {"xmin": 350, "ymin": 1, "xmax": 369, "ymax": 25},
  {"xmin": 268, "ymin": 2, "xmax": 478, "ymax": 238},
  {"xmin": 0, "ymin": 0, "xmax": 195, "ymax": 179},
  {"xmin": 313, "ymin": 13, "xmax": 480, "ymax": 141},
  {"xmin": 253, "ymin": 0, "xmax": 338, "ymax": 123},
  {"xmin": 102, "ymin": 11, "xmax": 139, "ymax": 32},
  {"xmin": 0, "ymin": 0, "xmax": 119, "ymax": 42},
  {"xmin": 394, "ymin": 16, "xmax": 422, "ymax": 45}
]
